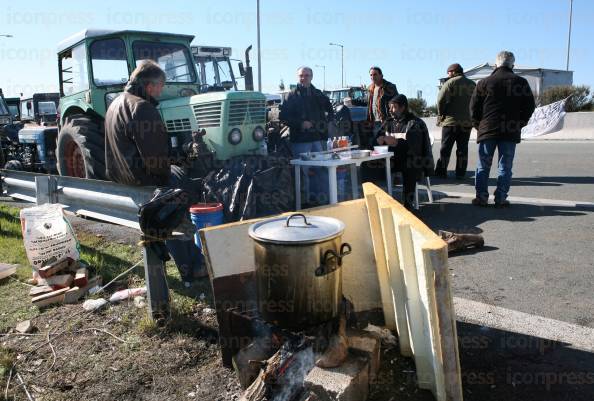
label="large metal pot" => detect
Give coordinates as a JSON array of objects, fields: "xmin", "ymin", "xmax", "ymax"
[{"xmin": 248, "ymin": 213, "xmax": 351, "ymax": 329}]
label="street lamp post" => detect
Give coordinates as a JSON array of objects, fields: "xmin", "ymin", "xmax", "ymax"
[
  {"xmin": 329, "ymin": 42, "xmax": 344, "ymax": 88},
  {"xmin": 256, "ymin": 0, "xmax": 262, "ymax": 91},
  {"xmin": 566, "ymin": 0, "xmax": 573, "ymax": 71},
  {"xmin": 315, "ymin": 64, "xmax": 326, "ymax": 91}
]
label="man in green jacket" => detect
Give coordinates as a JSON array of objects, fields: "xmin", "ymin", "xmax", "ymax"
[{"xmin": 434, "ymin": 63, "xmax": 476, "ymax": 179}]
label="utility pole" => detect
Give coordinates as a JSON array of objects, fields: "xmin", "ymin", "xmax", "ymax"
[
  {"xmin": 257, "ymin": 0, "xmax": 262, "ymax": 91},
  {"xmin": 329, "ymin": 42, "xmax": 344, "ymax": 88},
  {"xmin": 315, "ymin": 64, "xmax": 326, "ymax": 90},
  {"xmin": 566, "ymin": 0, "xmax": 573, "ymax": 71}
]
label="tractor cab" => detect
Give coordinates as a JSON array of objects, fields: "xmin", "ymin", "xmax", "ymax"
[
  {"xmin": 20, "ymin": 93, "xmax": 59, "ymax": 125},
  {"xmin": 191, "ymin": 46, "xmax": 253, "ymax": 92},
  {"xmin": 56, "ymin": 29, "xmax": 266, "ymax": 179},
  {"xmin": 5, "ymin": 98, "xmax": 21, "ymax": 121}
]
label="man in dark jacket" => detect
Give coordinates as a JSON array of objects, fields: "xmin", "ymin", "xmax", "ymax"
[
  {"xmin": 376, "ymin": 95, "xmax": 434, "ymax": 210},
  {"xmin": 105, "ymin": 60, "xmax": 172, "ymax": 186},
  {"xmin": 470, "ymin": 51, "xmax": 535, "ymax": 207},
  {"xmin": 105, "ymin": 61, "xmax": 201, "ymax": 286},
  {"xmin": 279, "ymin": 66, "xmax": 333, "ymax": 204},
  {"xmin": 435, "ymin": 63, "xmax": 476, "ymax": 179}
]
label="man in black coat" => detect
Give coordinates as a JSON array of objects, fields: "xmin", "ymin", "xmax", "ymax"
[
  {"xmin": 376, "ymin": 95, "xmax": 434, "ymax": 210},
  {"xmin": 279, "ymin": 66, "xmax": 333, "ymax": 204},
  {"xmin": 470, "ymin": 51, "xmax": 535, "ymax": 207}
]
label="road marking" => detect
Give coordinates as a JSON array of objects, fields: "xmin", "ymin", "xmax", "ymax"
[
  {"xmin": 424, "ymin": 189, "xmax": 594, "ymax": 209},
  {"xmin": 454, "ymin": 297, "xmax": 594, "ymax": 352}
]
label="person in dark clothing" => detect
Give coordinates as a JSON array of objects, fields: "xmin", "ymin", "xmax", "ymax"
[
  {"xmin": 376, "ymin": 95, "xmax": 434, "ymax": 210},
  {"xmin": 105, "ymin": 61, "xmax": 202, "ymax": 286},
  {"xmin": 279, "ymin": 66, "xmax": 333, "ymax": 204},
  {"xmin": 470, "ymin": 51, "xmax": 535, "ymax": 207},
  {"xmin": 105, "ymin": 61, "xmax": 171, "ymax": 186},
  {"xmin": 434, "ymin": 63, "xmax": 476, "ymax": 179}
]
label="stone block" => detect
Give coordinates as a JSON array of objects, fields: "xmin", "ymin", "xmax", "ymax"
[{"xmin": 304, "ymin": 355, "xmax": 369, "ymax": 401}]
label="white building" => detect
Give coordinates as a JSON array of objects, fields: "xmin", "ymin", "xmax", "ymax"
[{"xmin": 440, "ymin": 63, "xmax": 573, "ymax": 98}]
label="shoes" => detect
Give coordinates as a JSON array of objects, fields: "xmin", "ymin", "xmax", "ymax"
[
  {"xmin": 471, "ymin": 197, "xmax": 488, "ymax": 207},
  {"xmin": 494, "ymin": 200, "xmax": 510, "ymax": 208}
]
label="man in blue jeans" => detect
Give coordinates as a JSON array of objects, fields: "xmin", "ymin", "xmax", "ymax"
[
  {"xmin": 280, "ymin": 66, "xmax": 333, "ymax": 205},
  {"xmin": 470, "ymin": 51, "xmax": 535, "ymax": 207}
]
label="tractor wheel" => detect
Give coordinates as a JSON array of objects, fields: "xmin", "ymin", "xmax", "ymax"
[
  {"xmin": 57, "ymin": 115, "xmax": 106, "ymax": 179},
  {"xmin": 4, "ymin": 160, "xmax": 23, "ymax": 170}
]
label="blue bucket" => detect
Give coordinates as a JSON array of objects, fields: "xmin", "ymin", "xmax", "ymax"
[{"xmin": 190, "ymin": 203, "xmax": 224, "ymax": 248}]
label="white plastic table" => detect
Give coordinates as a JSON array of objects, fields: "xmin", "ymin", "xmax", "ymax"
[{"xmin": 290, "ymin": 152, "xmax": 394, "ymax": 209}]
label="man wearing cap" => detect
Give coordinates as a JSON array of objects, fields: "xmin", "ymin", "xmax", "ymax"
[
  {"xmin": 376, "ymin": 95, "xmax": 434, "ymax": 210},
  {"xmin": 434, "ymin": 63, "xmax": 476, "ymax": 179}
]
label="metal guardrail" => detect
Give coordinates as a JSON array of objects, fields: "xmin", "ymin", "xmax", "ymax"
[
  {"xmin": 1, "ymin": 169, "xmax": 172, "ymax": 321},
  {"xmin": 1, "ymin": 169, "xmax": 155, "ymax": 229}
]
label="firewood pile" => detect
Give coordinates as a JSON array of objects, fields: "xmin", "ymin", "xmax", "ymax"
[{"xmin": 28, "ymin": 257, "xmax": 101, "ymax": 307}]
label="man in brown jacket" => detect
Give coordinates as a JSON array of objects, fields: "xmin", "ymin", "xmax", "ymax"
[
  {"xmin": 105, "ymin": 61, "xmax": 202, "ymax": 286},
  {"xmin": 366, "ymin": 66, "xmax": 398, "ymax": 146},
  {"xmin": 105, "ymin": 60, "xmax": 172, "ymax": 186}
]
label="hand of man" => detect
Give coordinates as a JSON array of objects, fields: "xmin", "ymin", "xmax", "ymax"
[
  {"xmin": 384, "ymin": 136, "xmax": 397, "ymax": 146},
  {"xmin": 302, "ymin": 121, "xmax": 313, "ymax": 130},
  {"xmin": 377, "ymin": 136, "xmax": 386, "ymax": 145}
]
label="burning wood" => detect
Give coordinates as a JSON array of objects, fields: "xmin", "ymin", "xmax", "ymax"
[{"xmin": 240, "ymin": 338, "xmax": 313, "ymax": 401}]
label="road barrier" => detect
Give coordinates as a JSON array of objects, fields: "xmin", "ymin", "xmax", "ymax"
[{"xmin": 1, "ymin": 169, "xmax": 171, "ymax": 321}]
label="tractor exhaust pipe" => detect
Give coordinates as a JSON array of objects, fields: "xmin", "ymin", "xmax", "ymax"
[{"xmin": 244, "ymin": 45, "xmax": 254, "ymax": 91}]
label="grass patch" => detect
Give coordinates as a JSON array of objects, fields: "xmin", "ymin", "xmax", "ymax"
[{"xmin": 0, "ymin": 203, "xmax": 211, "ymax": 335}]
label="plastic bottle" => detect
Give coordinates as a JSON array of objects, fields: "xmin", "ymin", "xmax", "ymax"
[
  {"xmin": 326, "ymin": 138, "xmax": 333, "ymax": 150},
  {"xmin": 333, "ymin": 137, "xmax": 339, "ymax": 149}
]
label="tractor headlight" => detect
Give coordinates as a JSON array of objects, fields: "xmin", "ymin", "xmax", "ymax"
[
  {"xmin": 105, "ymin": 92, "xmax": 123, "ymax": 109},
  {"xmin": 252, "ymin": 126, "xmax": 265, "ymax": 142},
  {"xmin": 228, "ymin": 128, "xmax": 242, "ymax": 145},
  {"xmin": 179, "ymin": 88, "xmax": 197, "ymax": 97}
]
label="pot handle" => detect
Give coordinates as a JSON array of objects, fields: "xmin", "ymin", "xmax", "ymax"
[
  {"xmin": 315, "ymin": 242, "xmax": 352, "ymax": 277},
  {"xmin": 286, "ymin": 213, "xmax": 312, "ymax": 227}
]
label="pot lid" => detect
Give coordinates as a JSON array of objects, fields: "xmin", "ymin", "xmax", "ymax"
[{"xmin": 249, "ymin": 213, "xmax": 345, "ymax": 244}]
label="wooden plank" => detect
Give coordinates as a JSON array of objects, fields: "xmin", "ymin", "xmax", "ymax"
[
  {"xmin": 38, "ymin": 257, "xmax": 76, "ymax": 278},
  {"xmin": 29, "ymin": 285, "xmax": 54, "ymax": 297},
  {"xmin": 64, "ymin": 275, "xmax": 102, "ymax": 304},
  {"xmin": 45, "ymin": 274, "xmax": 73, "ymax": 289},
  {"xmin": 31, "ymin": 287, "xmax": 69, "ymax": 307},
  {"xmin": 379, "ymin": 206, "xmax": 412, "ymax": 357},
  {"xmin": 73, "ymin": 267, "xmax": 89, "ymax": 287},
  {"xmin": 364, "ymin": 193, "xmax": 396, "ymax": 330},
  {"xmin": 396, "ymin": 222, "xmax": 434, "ymax": 391},
  {"xmin": 422, "ymin": 242, "xmax": 463, "ymax": 401},
  {"xmin": 0, "ymin": 263, "xmax": 18, "ymax": 280}
]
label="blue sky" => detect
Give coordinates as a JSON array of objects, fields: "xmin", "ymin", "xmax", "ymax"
[{"xmin": 1, "ymin": 0, "xmax": 592, "ymax": 104}]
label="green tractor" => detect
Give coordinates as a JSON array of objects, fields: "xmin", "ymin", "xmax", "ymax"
[{"xmin": 56, "ymin": 29, "xmax": 267, "ymax": 179}]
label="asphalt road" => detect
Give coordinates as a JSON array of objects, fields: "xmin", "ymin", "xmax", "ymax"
[{"xmin": 417, "ymin": 141, "xmax": 594, "ymax": 328}]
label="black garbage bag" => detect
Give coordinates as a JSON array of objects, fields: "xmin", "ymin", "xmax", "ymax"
[
  {"xmin": 138, "ymin": 188, "xmax": 191, "ymax": 239},
  {"xmin": 202, "ymin": 155, "xmax": 293, "ymax": 222}
]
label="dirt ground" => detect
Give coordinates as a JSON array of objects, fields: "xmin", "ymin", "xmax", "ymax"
[{"xmin": 0, "ymin": 201, "xmax": 431, "ymax": 401}]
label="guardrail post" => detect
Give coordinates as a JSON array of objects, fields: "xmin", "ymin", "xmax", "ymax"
[
  {"xmin": 35, "ymin": 175, "xmax": 57, "ymax": 205},
  {"xmin": 142, "ymin": 239, "xmax": 171, "ymax": 322}
]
